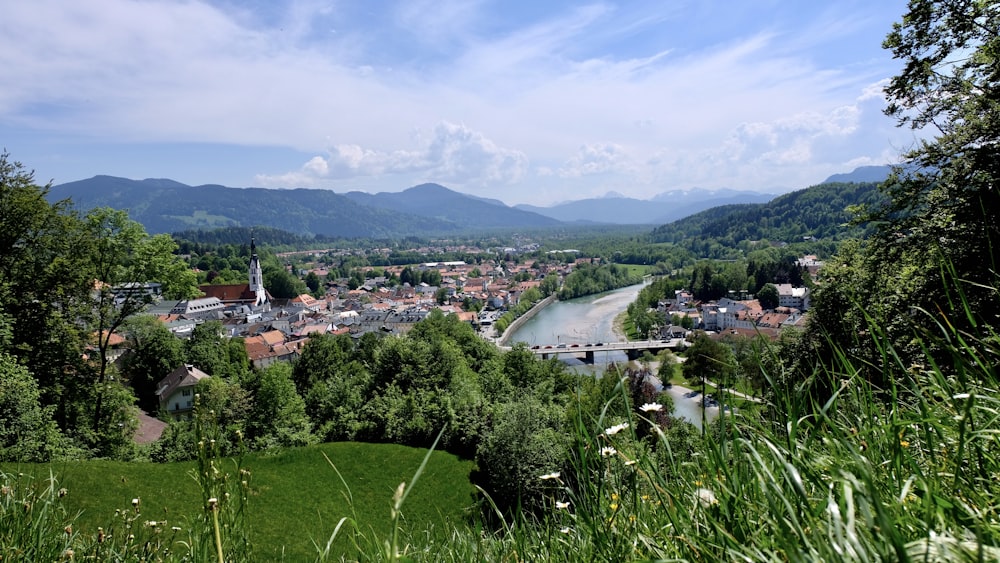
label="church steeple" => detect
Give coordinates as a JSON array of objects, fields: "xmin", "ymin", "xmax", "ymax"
[{"xmin": 248, "ymin": 233, "xmax": 266, "ymax": 306}]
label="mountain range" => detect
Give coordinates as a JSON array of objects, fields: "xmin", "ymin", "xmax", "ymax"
[
  {"xmin": 46, "ymin": 166, "xmax": 892, "ymax": 238},
  {"xmin": 515, "ymin": 188, "xmax": 776, "ymax": 224}
]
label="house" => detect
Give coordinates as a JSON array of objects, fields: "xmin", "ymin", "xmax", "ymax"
[
  {"xmin": 155, "ymin": 364, "xmax": 210, "ymax": 419},
  {"xmin": 775, "ymin": 284, "xmax": 810, "ymax": 310}
]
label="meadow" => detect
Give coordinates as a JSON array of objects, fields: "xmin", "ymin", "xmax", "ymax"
[{"xmin": 2, "ymin": 442, "xmax": 475, "ymax": 561}]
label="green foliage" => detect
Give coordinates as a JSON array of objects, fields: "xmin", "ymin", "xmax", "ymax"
[
  {"xmin": 0, "ymin": 354, "xmax": 66, "ymax": 462},
  {"xmin": 756, "ymin": 282, "xmax": 779, "ymax": 310},
  {"xmin": 558, "ymin": 262, "xmax": 641, "ymax": 300},
  {"xmin": 186, "ymin": 321, "xmax": 249, "ymax": 380},
  {"xmin": 682, "ymin": 332, "xmax": 736, "ymax": 386},
  {"xmin": 242, "ymin": 362, "xmax": 316, "ymax": 450},
  {"xmin": 651, "ymin": 181, "xmax": 884, "ymax": 249},
  {"xmin": 475, "ymin": 397, "xmax": 570, "ymax": 516},
  {"xmin": 263, "ymin": 264, "xmax": 307, "ymax": 298},
  {"xmin": 119, "ymin": 315, "xmax": 185, "ymax": 412},
  {"xmin": 493, "ymin": 288, "xmax": 544, "ymax": 335}
]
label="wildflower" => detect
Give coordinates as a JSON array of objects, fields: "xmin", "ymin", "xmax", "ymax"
[
  {"xmin": 172, "ymin": 526, "xmax": 182, "ymax": 532},
  {"xmin": 145, "ymin": 520, "xmax": 158, "ymax": 527},
  {"xmin": 64, "ymin": 525, "xmax": 72, "ymax": 535},
  {"xmin": 1, "ymin": 485, "xmax": 10, "ymax": 496},
  {"xmin": 640, "ymin": 402, "xmax": 663, "ymax": 412},
  {"xmin": 61, "ymin": 548, "xmax": 74, "ymax": 560},
  {"xmin": 539, "ymin": 471, "xmax": 561, "ymax": 481},
  {"xmin": 624, "ymin": 459, "xmax": 637, "ymax": 466},
  {"xmin": 208, "ymin": 497, "xmax": 218, "ymax": 512},
  {"xmin": 604, "ymin": 422, "xmax": 629, "ymax": 436},
  {"xmin": 900, "ymin": 440, "xmax": 910, "ymax": 448},
  {"xmin": 696, "ymin": 488, "xmax": 718, "ymax": 508},
  {"xmin": 611, "ymin": 493, "xmax": 619, "ymax": 501},
  {"xmin": 555, "ymin": 501, "xmax": 570, "ymax": 509},
  {"xmin": 97, "ymin": 528, "xmax": 105, "ymax": 544},
  {"xmin": 609, "ymin": 503, "xmax": 619, "ymax": 511},
  {"xmin": 560, "ymin": 527, "xmax": 572, "ymax": 534},
  {"xmin": 132, "ymin": 497, "xmax": 140, "ymax": 508},
  {"xmin": 601, "ymin": 446, "xmax": 617, "ymax": 457},
  {"xmin": 58, "ymin": 487, "xmax": 68, "ymax": 498}
]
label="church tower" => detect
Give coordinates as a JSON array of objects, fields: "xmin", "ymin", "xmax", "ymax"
[{"xmin": 249, "ymin": 236, "xmax": 267, "ymax": 306}]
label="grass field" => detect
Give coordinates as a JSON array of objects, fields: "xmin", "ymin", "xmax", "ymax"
[
  {"xmin": 2, "ymin": 442, "xmax": 476, "ymax": 561},
  {"xmin": 613, "ymin": 263, "xmax": 657, "ymax": 278}
]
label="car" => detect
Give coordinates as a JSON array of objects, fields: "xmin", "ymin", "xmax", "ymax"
[
  {"xmin": 570, "ymin": 344, "xmax": 579, "ymax": 348},
  {"xmin": 557, "ymin": 343, "xmax": 567, "ymax": 348}
]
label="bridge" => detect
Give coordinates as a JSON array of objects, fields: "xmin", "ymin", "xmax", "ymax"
[{"xmin": 521, "ymin": 338, "xmax": 689, "ymax": 363}]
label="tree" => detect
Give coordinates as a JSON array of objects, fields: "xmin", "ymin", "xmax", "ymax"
[
  {"xmin": 305, "ymin": 270, "xmax": 321, "ymax": 293},
  {"xmin": 0, "ymin": 152, "xmax": 92, "ymax": 427},
  {"xmin": 875, "ymin": 0, "xmax": 1000, "ymax": 331},
  {"xmin": 757, "ymin": 283, "xmax": 779, "ymax": 310},
  {"xmin": 119, "ymin": 315, "xmax": 185, "ymax": 412},
  {"xmin": 435, "ymin": 287, "xmax": 450, "ymax": 305},
  {"xmin": 682, "ymin": 332, "xmax": 735, "ymax": 386},
  {"xmin": 82, "ymin": 207, "xmax": 199, "ymax": 435},
  {"xmin": 264, "ymin": 266, "xmax": 306, "ymax": 298},
  {"xmin": 243, "ymin": 362, "xmax": 315, "ymax": 450},
  {"xmin": 0, "ymin": 353, "xmax": 67, "ymax": 462},
  {"xmin": 801, "ymin": 1, "xmax": 1000, "ymax": 385},
  {"xmin": 186, "ymin": 321, "xmax": 245, "ymax": 379}
]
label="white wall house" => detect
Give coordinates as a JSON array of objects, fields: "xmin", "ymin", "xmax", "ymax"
[
  {"xmin": 155, "ymin": 364, "xmax": 210, "ymax": 419},
  {"xmin": 776, "ymin": 284, "xmax": 810, "ymax": 310}
]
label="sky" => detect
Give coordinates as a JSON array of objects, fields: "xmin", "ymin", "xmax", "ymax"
[{"xmin": 1, "ymin": 0, "xmax": 919, "ymax": 206}]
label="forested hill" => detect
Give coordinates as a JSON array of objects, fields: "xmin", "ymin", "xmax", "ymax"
[
  {"xmin": 47, "ymin": 176, "xmax": 559, "ymax": 237},
  {"xmin": 650, "ymin": 181, "xmax": 886, "ymax": 247}
]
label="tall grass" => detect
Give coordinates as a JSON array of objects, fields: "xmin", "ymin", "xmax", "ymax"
[{"xmin": 395, "ymin": 279, "xmax": 1000, "ymax": 561}]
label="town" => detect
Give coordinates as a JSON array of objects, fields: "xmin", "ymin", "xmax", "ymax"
[{"xmin": 129, "ymin": 238, "xmax": 818, "ymax": 424}]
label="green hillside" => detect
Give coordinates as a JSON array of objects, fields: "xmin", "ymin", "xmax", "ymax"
[
  {"xmin": 2, "ymin": 442, "xmax": 475, "ymax": 561},
  {"xmin": 651, "ymin": 181, "xmax": 885, "ymax": 247}
]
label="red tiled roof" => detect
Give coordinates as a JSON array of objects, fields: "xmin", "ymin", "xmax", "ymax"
[
  {"xmin": 199, "ymin": 284, "xmax": 255, "ymax": 302},
  {"xmin": 260, "ymin": 329, "xmax": 286, "ymax": 346}
]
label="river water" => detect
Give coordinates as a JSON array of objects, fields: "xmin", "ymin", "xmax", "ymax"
[{"xmin": 506, "ymin": 282, "xmax": 711, "ymax": 428}]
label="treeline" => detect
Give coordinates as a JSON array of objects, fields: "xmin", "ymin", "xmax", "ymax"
[{"xmin": 558, "ymin": 262, "xmax": 643, "ymax": 300}]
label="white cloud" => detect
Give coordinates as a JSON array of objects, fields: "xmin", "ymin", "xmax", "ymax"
[
  {"xmin": 0, "ymin": 0, "xmax": 919, "ymax": 204},
  {"xmin": 559, "ymin": 143, "xmax": 633, "ymax": 177},
  {"xmin": 256, "ymin": 121, "xmax": 527, "ymax": 190}
]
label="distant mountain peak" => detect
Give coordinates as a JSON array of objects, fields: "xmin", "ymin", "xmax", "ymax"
[
  {"xmin": 822, "ymin": 165, "xmax": 891, "ymax": 184},
  {"xmin": 601, "ymin": 190, "xmax": 627, "ymax": 199}
]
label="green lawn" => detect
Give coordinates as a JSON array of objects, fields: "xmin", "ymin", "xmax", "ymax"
[
  {"xmin": 3, "ymin": 442, "xmax": 476, "ymax": 561},
  {"xmin": 613, "ymin": 263, "xmax": 656, "ymax": 277}
]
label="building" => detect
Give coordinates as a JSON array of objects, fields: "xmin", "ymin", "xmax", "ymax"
[
  {"xmin": 775, "ymin": 284, "xmax": 810, "ymax": 310},
  {"xmin": 198, "ymin": 237, "xmax": 272, "ymax": 312},
  {"xmin": 154, "ymin": 364, "xmax": 210, "ymax": 419}
]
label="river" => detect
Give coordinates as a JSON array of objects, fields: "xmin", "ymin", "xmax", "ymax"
[{"xmin": 505, "ymin": 282, "xmax": 712, "ymax": 428}]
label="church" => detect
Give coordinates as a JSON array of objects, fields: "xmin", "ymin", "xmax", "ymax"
[{"xmin": 197, "ymin": 237, "xmax": 272, "ymax": 311}]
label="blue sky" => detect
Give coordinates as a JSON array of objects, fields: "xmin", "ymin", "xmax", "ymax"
[{"xmin": 1, "ymin": 0, "xmax": 916, "ymax": 206}]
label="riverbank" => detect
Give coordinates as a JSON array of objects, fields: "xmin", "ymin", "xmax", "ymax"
[
  {"xmin": 612, "ymin": 310, "xmax": 628, "ymax": 341},
  {"xmin": 496, "ymin": 294, "xmax": 557, "ymax": 346}
]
